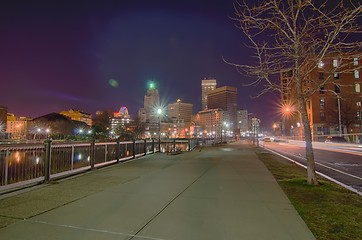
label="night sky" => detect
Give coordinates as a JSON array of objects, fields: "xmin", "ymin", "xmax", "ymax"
[{"xmin": 1, "ymin": 0, "xmax": 278, "ymax": 129}]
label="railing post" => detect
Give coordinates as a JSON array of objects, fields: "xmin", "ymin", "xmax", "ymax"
[
  {"xmin": 152, "ymin": 139, "xmax": 155, "ymax": 153},
  {"xmin": 44, "ymin": 139, "xmax": 52, "ymax": 183},
  {"xmin": 104, "ymin": 144, "xmax": 107, "ymax": 162},
  {"xmin": 4, "ymin": 150, "xmax": 10, "ymax": 185},
  {"xmin": 132, "ymin": 139, "xmax": 136, "ymax": 159},
  {"xmin": 116, "ymin": 139, "xmax": 120, "ymax": 163},
  {"xmin": 144, "ymin": 139, "xmax": 147, "ymax": 156},
  {"xmin": 188, "ymin": 139, "xmax": 191, "ymax": 151},
  {"xmin": 173, "ymin": 139, "xmax": 176, "ymax": 152},
  {"xmin": 71, "ymin": 146, "xmax": 74, "ymax": 170},
  {"xmin": 90, "ymin": 139, "xmax": 95, "ymax": 170},
  {"xmin": 125, "ymin": 143, "xmax": 128, "ymax": 157}
]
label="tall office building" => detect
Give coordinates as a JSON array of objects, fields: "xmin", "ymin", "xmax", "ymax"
[
  {"xmin": 201, "ymin": 78, "xmax": 217, "ymax": 110},
  {"xmin": 168, "ymin": 99, "xmax": 193, "ymax": 123},
  {"xmin": 110, "ymin": 107, "xmax": 131, "ymax": 138},
  {"xmin": 139, "ymin": 82, "xmax": 160, "ymax": 123},
  {"xmin": 237, "ymin": 109, "xmax": 249, "ymax": 133},
  {"xmin": 207, "ymin": 86, "xmax": 238, "ymax": 129},
  {"xmin": 196, "ymin": 109, "xmax": 225, "ymax": 138}
]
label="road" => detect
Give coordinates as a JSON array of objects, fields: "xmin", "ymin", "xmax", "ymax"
[{"xmin": 261, "ymin": 140, "xmax": 362, "ymax": 195}]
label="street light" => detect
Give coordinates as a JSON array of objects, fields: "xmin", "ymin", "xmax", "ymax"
[
  {"xmin": 221, "ymin": 121, "xmax": 228, "ymax": 143},
  {"xmin": 327, "ymin": 92, "xmax": 343, "ymax": 136},
  {"xmin": 157, "ymin": 108, "xmax": 162, "ymax": 151},
  {"xmin": 273, "ymin": 123, "xmax": 277, "ymax": 135},
  {"xmin": 280, "ymin": 102, "xmax": 296, "ymax": 136},
  {"xmin": 45, "ymin": 128, "xmax": 51, "ymax": 139},
  {"xmin": 336, "ymin": 95, "xmax": 342, "ymax": 137}
]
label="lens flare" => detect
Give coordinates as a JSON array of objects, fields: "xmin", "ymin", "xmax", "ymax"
[{"xmin": 108, "ymin": 79, "xmax": 119, "ymax": 88}]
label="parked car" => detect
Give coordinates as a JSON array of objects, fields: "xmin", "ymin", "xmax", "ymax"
[{"xmin": 325, "ymin": 136, "xmax": 348, "ymax": 143}]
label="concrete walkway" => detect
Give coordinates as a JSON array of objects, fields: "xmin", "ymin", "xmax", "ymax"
[{"xmin": 0, "ymin": 142, "xmax": 315, "ymax": 240}]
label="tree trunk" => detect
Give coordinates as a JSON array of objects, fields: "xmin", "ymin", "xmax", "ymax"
[{"xmin": 299, "ymin": 98, "xmax": 319, "ymax": 185}]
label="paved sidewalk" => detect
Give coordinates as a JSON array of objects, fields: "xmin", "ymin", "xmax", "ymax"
[{"xmin": 0, "ymin": 142, "xmax": 315, "ymax": 240}]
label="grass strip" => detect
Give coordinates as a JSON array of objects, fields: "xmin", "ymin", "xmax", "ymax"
[{"xmin": 255, "ymin": 149, "xmax": 362, "ymax": 240}]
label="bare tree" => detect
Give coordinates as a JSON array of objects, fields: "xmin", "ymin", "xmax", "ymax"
[{"xmin": 227, "ymin": 0, "xmax": 361, "ymax": 184}]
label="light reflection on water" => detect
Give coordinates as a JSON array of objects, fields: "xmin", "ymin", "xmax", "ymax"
[
  {"xmin": 1, "ymin": 141, "xmax": 193, "ymax": 186},
  {"xmin": 0, "ymin": 147, "xmax": 91, "ymax": 185}
]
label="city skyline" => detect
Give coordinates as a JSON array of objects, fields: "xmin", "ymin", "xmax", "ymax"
[{"xmin": 1, "ymin": 0, "xmax": 278, "ymax": 127}]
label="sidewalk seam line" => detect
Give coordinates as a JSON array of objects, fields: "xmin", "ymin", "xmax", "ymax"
[{"xmin": 127, "ymin": 165, "xmax": 213, "ymax": 240}]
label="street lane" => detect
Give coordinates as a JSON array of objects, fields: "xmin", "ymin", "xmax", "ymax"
[{"xmin": 262, "ymin": 141, "xmax": 362, "ymax": 195}]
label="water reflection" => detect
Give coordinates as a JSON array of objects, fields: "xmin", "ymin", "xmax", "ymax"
[{"xmin": 1, "ymin": 140, "xmax": 194, "ymax": 186}]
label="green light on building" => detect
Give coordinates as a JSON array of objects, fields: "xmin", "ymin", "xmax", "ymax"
[{"xmin": 149, "ymin": 81, "xmax": 156, "ymax": 90}]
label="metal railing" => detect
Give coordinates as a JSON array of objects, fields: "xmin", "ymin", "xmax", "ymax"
[{"xmin": 0, "ymin": 138, "xmax": 197, "ymax": 192}]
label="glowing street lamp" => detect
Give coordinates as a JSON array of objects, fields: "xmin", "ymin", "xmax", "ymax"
[
  {"xmin": 157, "ymin": 108, "xmax": 162, "ymax": 151},
  {"xmin": 221, "ymin": 121, "xmax": 228, "ymax": 143},
  {"xmin": 273, "ymin": 123, "xmax": 277, "ymax": 135},
  {"xmin": 280, "ymin": 102, "xmax": 296, "ymax": 136},
  {"xmin": 45, "ymin": 128, "xmax": 51, "ymax": 139},
  {"xmin": 281, "ymin": 103, "xmax": 295, "ymax": 117}
]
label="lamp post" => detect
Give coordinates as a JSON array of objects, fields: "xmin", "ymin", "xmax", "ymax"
[
  {"xmin": 359, "ymin": 109, "xmax": 362, "ymax": 143},
  {"xmin": 45, "ymin": 128, "xmax": 51, "ymax": 139},
  {"xmin": 273, "ymin": 123, "xmax": 277, "ymax": 136},
  {"xmin": 281, "ymin": 102, "xmax": 295, "ymax": 137},
  {"xmin": 251, "ymin": 118, "xmax": 260, "ymax": 146},
  {"xmin": 337, "ymin": 95, "xmax": 342, "ymax": 136},
  {"xmin": 224, "ymin": 122, "xmax": 228, "ymax": 143},
  {"xmin": 157, "ymin": 108, "xmax": 162, "ymax": 151},
  {"xmin": 220, "ymin": 122, "xmax": 228, "ymax": 143}
]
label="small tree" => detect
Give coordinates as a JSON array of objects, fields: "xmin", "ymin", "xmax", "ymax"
[
  {"xmin": 228, "ymin": 0, "xmax": 361, "ymax": 184},
  {"xmin": 92, "ymin": 109, "xmax": 113, "ymax": 140},
  {"xmin": 129, "ymin": 116, "xmax": 146, "ymax": 139}
]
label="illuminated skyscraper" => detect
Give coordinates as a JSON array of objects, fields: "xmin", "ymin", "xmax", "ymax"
[
  {"xmin": 196, "ymin": 108, "xmax": 225, "ymax": 138},
  {"xmin": 201, "ymin": 78, "xmax": 217, "ymax": 110},
  {"xmin": 237, "ymin": 109, "xmax": 249, "ymax": 134},
  {"xmin": 139, "ymin": 82, "xmax": 160, "ymax": 123},
  {"xmin": 168, "ymin": 99, "xmax": 193, "ymax": 123},
  {"xmin": 110, "ymin": 107, "xmax": 131, "ymax": 138},
  {"xmin": 207, "ymin": 86, "xmax": 238, "ymax": 129}
]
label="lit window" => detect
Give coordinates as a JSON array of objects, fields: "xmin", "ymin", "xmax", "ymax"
[
  {"xmin": 318, "ymin": 61, "xmax": 324, "ymax": 68},
  {"xmin": 354, "ymin": 57, "xmax": 359, "ymax": 66},
  {"xmin": 334, "ymin": 72, "xmax": 339, "ymax": 79},
  {"xmin": 355, "ymin": 70, "xmax": 360, "ymax": 79},
  {"xmin": 320, "ymin": 98, "xmax": 325, "ymax": 109},
  {"xmin": 356, "ymin": 83, "xmax": 361, "ymax": 93},
  {"xmin": 333, "ymin": 59, "xmax": 338, "ymax": 67}
]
